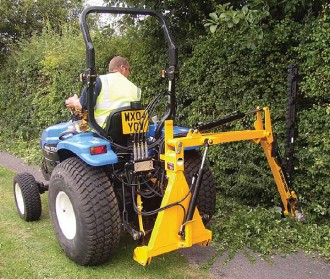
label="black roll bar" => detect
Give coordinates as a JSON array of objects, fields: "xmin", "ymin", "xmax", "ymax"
[{"xmin": 79, "ymin": 6, "xmax": 178, "ymax": 138}]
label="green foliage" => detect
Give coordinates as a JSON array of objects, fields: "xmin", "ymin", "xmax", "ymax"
[
  {"xmin": 295, "ymin": 105, "xmax": 330, "ymax": 218},
  {"xmin": 107, "ymin": 0, "xmax": 216, "ymax": 31},
  {"xmin": 0, "ymin": 0, "xmax": 83, "ymax": 62},
  {"xmin": 209, "ymin": 194, "xmax": 330, "ymax": 262},
  {"xmin": 0, "ymin": 24, "xmax": 86, "ymax": 157},
  {"xmin": 294, "ymin": 12, "xmax": 330, "ymax": 219},
  {"xmin": 205, "ymin": 3, "xmax": 269, "ymax": 39},
  {"xmin": 106, "ymin": 0, "xmax": 218, "ymax": 55},
  {"xmin": 176, "ymin": 15, "xmax": 302, "ymax": 206},
  {"xmin": 174, "ymin": 4, "xmax": 330, "ymax": 220}
]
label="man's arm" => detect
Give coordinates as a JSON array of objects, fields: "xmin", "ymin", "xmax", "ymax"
[
  {"xmin": 79, "ymin": 77, "xmax": 102, "ymax": 109},
  {"xmin": 65, "ymin": 77, "xmax": 102, "ymax": 110}
]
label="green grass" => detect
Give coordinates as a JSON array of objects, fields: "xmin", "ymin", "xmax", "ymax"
[
  {"xmin": 0, "ymin": 166, "xmax": 209, "ymax": 279},
  {"xmin": 1, "ymin": 162, "xmax": 329, "ymax": 279}
]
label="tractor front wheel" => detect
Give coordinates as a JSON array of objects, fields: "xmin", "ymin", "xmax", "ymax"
[
  {"xmin": 13, "ymin": 173, "xmax": 42, "ymax": 221},
  {"xmin": 49, "ymin": 157, "xmax": 121, "ymax": 266}
]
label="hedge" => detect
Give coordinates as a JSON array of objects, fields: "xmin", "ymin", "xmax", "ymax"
[{"xmin": 0, "ymin": 8, "xmax": 328, "ymax": 221}]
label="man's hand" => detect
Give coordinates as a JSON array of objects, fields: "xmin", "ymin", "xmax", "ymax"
[{"xmin": 65, "ymin": 94, "xmax": 82, "ymax": 110}]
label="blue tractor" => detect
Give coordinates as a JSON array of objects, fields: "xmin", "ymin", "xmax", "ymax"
[{"xmin": 13, "ymin": 6, "xmax": 216, "ymax": 266}]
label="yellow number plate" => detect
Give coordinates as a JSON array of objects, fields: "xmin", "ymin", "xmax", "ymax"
[{"xmin": 121, "ymin": 110, "xmax": 149, "ymax": 134}]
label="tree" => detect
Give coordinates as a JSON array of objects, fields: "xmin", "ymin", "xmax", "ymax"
[
  {"xmin": 105, "ymin": 0, "xmax": 221, "ymax": 54},
  {"xmin": 0, "ymin": 0, "xmax": 83, "ymax": 61}
]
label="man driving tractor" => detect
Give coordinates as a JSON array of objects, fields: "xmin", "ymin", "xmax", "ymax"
[{"xmin": 65, "ymin": 55, "xmax": 141, "ymax": 128}]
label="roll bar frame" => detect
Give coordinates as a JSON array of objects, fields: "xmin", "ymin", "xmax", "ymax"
[{"xmin": 79, "ymin": 6, "xmax": 178, "ymax": 138}]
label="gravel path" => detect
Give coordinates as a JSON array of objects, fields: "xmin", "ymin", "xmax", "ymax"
[{"xmin": 1, "ymin": 151, "xmax": 329, "ymax": 279}]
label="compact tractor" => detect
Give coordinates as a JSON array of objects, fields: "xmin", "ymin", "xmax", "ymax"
[{"xmin": 13, "ymin": 7, "xmax": 303, "ymax": 266}]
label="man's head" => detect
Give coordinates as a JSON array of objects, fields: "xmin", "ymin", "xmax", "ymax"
[{"xmin": 109, "ymin": 56, "xmax": 131, "ymax": 78}]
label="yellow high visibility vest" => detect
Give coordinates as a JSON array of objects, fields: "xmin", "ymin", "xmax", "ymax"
[{"xmin": 94, "ymin": 72, "xmax": 141, "ymax": 127}]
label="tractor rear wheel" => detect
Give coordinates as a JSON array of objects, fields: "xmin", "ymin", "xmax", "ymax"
[
  {"xmin": 13, "ymin": 173, "xmax": 42, "ymax": 221},
  {"xmin": 184, "ymin": 150, "xmax": 216, "ymax": 224},
  {"xmin": 49, "ymin": 157, "xmax": 121, "ymax": 266}
]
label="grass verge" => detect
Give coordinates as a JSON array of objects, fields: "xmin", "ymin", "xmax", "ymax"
[{"xmin": 0, "ymin": 166, "xmax": 209, "ymax": 279}]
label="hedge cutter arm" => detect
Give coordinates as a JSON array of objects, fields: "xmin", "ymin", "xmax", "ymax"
[{"xmin": 133, "ymin": 106, "xmax": 303, "ymax": 266}]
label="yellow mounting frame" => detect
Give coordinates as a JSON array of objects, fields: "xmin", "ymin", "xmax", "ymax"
[{"xmin": 133, "ymin": 107, "xmax": 298, "ymax": 266}]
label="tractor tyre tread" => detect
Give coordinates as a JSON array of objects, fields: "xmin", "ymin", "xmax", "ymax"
[
  {"xmin": 13, "ymin": 173, "xmax": 42, "ymax": 221},
  {"xmin": 49, "ymin": 157, "xmax": 121, "ymax": 266},
  {"xmin": 184, "ymin": 150, "xmax": 216, "ymax": 224}
]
